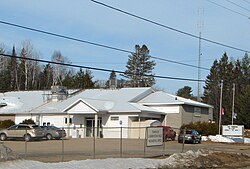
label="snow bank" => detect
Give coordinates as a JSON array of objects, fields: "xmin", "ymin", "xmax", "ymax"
[
  {"xmin": 205, "ymin": 135, "xmax": 250, "ymax": 144},
  {"xmin": 0, "ymin": 150, "xmax": 211, "ymax": 169},
  {"xmin": 0, "ymin": 158, "xmax": 160, "ymax": 169}
]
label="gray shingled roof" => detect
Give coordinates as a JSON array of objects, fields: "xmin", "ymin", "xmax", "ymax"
[{"xmin": 138, "ymin": 91, "xmax": 213, "ymax": 108}]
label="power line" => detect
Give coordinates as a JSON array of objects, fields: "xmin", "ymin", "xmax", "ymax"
[
  {"xmin": 225, "ymin": 0, "xmax": 250, "ymax": 12},
  {"xmin": 0, "ymin": 53, "xmax": 205, "ymax": 82},
  {"xmin": 151, "ymin": 56, "xmax": 209, "ymax": 70},
  {"xmin": 242, "ymin": 0, "xmax": 250, "ymax": 5},
  {"xmin": 91, "ymin": 0, "xmax": 250, "ymax": 53},
  {"xmin": 206, "ymin": 0, "xmax": 250, "ymax": 19},
  {"xmin": 0, "ymin": 20, "xmax": 210, "ymax": 71}
]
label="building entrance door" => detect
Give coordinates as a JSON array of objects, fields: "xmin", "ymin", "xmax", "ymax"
[
  {"xmin": 86, "ymin": 118, "xmax": 94, "ymax": 137},
  {"xmin": 86, "ymin": 117, "xmax": 102, "ymax": 137}
]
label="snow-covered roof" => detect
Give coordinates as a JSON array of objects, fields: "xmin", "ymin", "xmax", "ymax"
[
  {"xmin": 139, "ymin": 91, "xmax": 213, "ymax": 108},
  {"xmin": 0, "ymin": 88, "xmax": 160, "ymax": 115},
  {"xmin": 0, "ymin": 88, "xmax": 213, "ymax": 115},
  {"xmin": 0, "ymin": 91, "xmax": 47, "ymax": 114}
]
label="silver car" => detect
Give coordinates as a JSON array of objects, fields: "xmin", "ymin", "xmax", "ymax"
[
  {"xmin": 0, "ymin": 124, "xmax": 44, "ymax": 142},
  {"xmin": 41, "ymin": 126, "xmax": 66, "ymax": 140}
]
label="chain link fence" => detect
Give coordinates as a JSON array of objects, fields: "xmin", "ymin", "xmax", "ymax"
[{"xmin": 0, "ymin": 126, "xmax": 189, "ymax": 162}]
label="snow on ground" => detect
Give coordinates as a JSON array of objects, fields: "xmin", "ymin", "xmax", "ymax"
[
  {"xmin": 0, "ymin": 150, "xmax": 208, "ymax": 169},
  {"xmin": 0, "ymin": 158, "xmax": 160, "ymax": 169},
  {"xmin": 202, "ymin": 135, "xmax": 250, "ymax": 144}
]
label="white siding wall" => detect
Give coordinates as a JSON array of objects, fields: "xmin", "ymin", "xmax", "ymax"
[
  {"xmin": 71, "ymin": 115, "xmax": 85, "ymax": 138},
  {"xmin": 151, "ymin": 106, "xmax": 180, "ymax": 114},
  {"xmin": 15, "ymin": 115, "xmax": 33, "ymax": 124},
  {"xmin": 67, "ymin": 101, "xmax": 96, "ymax": 114},
  {"xmin": 102, "ymin": 114, "xmax": 129, "ymax": 138},
  {"xmin": 40, "ymin": 115, "xmax": 66, "ymax": 127},
  {"xmin": 147, "ymin": 105, "xmax": 182, "ymax": 129}
]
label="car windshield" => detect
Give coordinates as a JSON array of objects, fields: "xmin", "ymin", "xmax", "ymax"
[
  {"xmin": 180, "ymin": 130, "xmax": 193, "ymax": 134},
  {"xmin": 49, "ymin": 126, "xmax": 59, "ymax": 130},
  {"xmin": 43, "ymin": 126, "xmax": 59, "ymax": 130},
  {"xmin": 186, "ymin": 130, "xmax": 193, "ymax": 134}
]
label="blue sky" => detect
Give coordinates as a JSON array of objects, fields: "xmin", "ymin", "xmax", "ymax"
[{"xmin": 0, "ymin": 0, "xmax": 249, "ymax": 95}]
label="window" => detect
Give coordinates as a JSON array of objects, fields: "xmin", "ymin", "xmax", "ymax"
[
  {"xmin": 64, "ymin": 117, "xmax": 72, "ymax": 124},
  {"xmin": 17, "ymin": 126, "xmax": 28, "ymax": 130},
  {"xmin": 194, "ymin": 107, "xmax": 201, "ymax": 117},
  {"xmin": 111, "ymin": 116, "xmax": 119, "ymax": 121},
  {"xmin": 8, "ymin": 125, "xmax": 17, "ymax": 130}
]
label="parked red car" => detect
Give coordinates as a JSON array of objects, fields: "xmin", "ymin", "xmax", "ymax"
[{"xmin": 158, "ymin": 126, "xmax": 176, "ymax": 141}]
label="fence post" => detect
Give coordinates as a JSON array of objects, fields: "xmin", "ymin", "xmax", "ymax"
[
  {"xmin": 181, "ymin": 127, "xmax": 186, "ymax": 153},
  {"xmin": 163, "ymin": 127, "xmax": 165, "ymax": 157},
  {"xmin": 25, "ymin": 127, "xmax": 27, "ymax": 159},
  {"xmin": 144, "ymin": 127, "xmax": 147, "ymax": 158},
  {"xmin": 61, "ymin": 127, "xmax": 64, "ymax": 162},
  {"xmin": 120, "ymin": 126, "xmax": 123, "ymax": 158},
  {"xmin": 93, "ymin": 127, "xmax": 96, "ymax": 159}
]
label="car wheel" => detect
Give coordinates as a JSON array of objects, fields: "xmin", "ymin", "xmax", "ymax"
[
  {"xmin": 55, "ymin": 137, "xmax": 61, "ymax": 140},
  {"xmin": 24, "ymin": 134, "xmax": 31, "ymax": 142},
  {"xmin": 0, "ymin": 133, "xmax": 7, "ymax": 141},
  {"xmin": 46, "ymin": 134, "xmax": 53, "ymax": 140}
]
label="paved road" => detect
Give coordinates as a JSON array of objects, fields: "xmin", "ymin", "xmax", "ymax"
[{"xmin": 1, "ymin": 138, "xmax": 250, "ymax": 162}]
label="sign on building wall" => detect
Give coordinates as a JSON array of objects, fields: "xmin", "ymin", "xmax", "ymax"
[
  {"xmin": 222, "ymin": 125, "xmax": 244, "ymax": 136},
  {"xmin": 194, "ymin": 107, "xmax": 201, "ymax": 117},
  {"xmin": 146, "ymin": 127, "xmax": 163, "ymax": 146},
  {"xmin": 152, "ymin": 106, "xmax": 180, "ymax": 114}
]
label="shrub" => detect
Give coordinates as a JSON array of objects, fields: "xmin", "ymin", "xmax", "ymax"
[
  {"xmin": 180, "ymin": 121, "xmax": 218, "ymax": 136},
  {"xmin": 21, "ymin": 119, "xmax": 35, "ymax": 124},
  {"xmin": 0, "ymin": 119, "xmax": 15, "ymax": 128}
]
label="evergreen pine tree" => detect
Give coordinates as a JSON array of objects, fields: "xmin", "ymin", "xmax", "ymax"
[
  {"xmin": 123, "ymin": 45, "xmax": 156, "ymax": 87},
  {"xmin": 176, "ymin": 86, "xmax": 193, "ymax": 99}
]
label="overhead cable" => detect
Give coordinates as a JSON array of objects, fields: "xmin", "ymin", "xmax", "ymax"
[
  {"xmin": 242, "ymin": 0, "xmax": 250, "ymax": 5},
  {"xmin": 225, "ymin": 0, "xmax": 250, "ymax": 12},
  {"xmin": 91, "ymin": 0, "xmax": 250, "ymax": 53},
  {"xmin": 0, "ymin": 20, "xmax": 209, "ymax": 71},
  {"xmin": 0, "ymin": 53, "xmax": 205, "ymax": 82},
  {"xmin": 206, "ymin": 0, "xmax": 250, "ymax": 19}
]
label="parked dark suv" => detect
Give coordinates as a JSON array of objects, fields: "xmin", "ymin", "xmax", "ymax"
[
  {"xmin": 178, "ymin": 129, "xmax": 201, "ymax": 144},
  {"xmin": 0, "ymin": 124, "xmax": 44, "ymax": 141},
  {"xmin": 41, "ymin": 126, "xmax": 66, "ymax": 140}
]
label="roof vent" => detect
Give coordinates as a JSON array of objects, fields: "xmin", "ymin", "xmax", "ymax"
[{"xmin": 51, "ymin": 86, "xmax": 68, "ymax": 102}]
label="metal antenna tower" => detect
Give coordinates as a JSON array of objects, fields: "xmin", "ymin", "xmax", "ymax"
[{"xmin": 197, "ymin": 8, "xmax": 204, "ymax": 102}]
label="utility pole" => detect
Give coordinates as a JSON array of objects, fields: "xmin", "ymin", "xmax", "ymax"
[
  {"xmin": 219, "ymin": 80, "xmax": 223, "ymax": 135},
  {"xmin": 197, "ymin": 8, "xmax": 204, "ymax": 102},
  {"xmin": 232, "ymin": 83, "xmax": 235, "ymax": 125}
]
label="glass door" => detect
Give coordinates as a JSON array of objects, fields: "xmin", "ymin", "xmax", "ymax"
[
  {"xmin": 86, "ymin": 117, "xmax": 102, "ymax": 137},
  {"xmin": 86, "ymin": 118, "xmax": 94, "ymax": 137}
]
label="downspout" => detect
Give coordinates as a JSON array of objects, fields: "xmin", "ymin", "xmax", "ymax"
[{"xmin": 138, "ymin": 114, "xmax": 141, "ymax": 139}]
